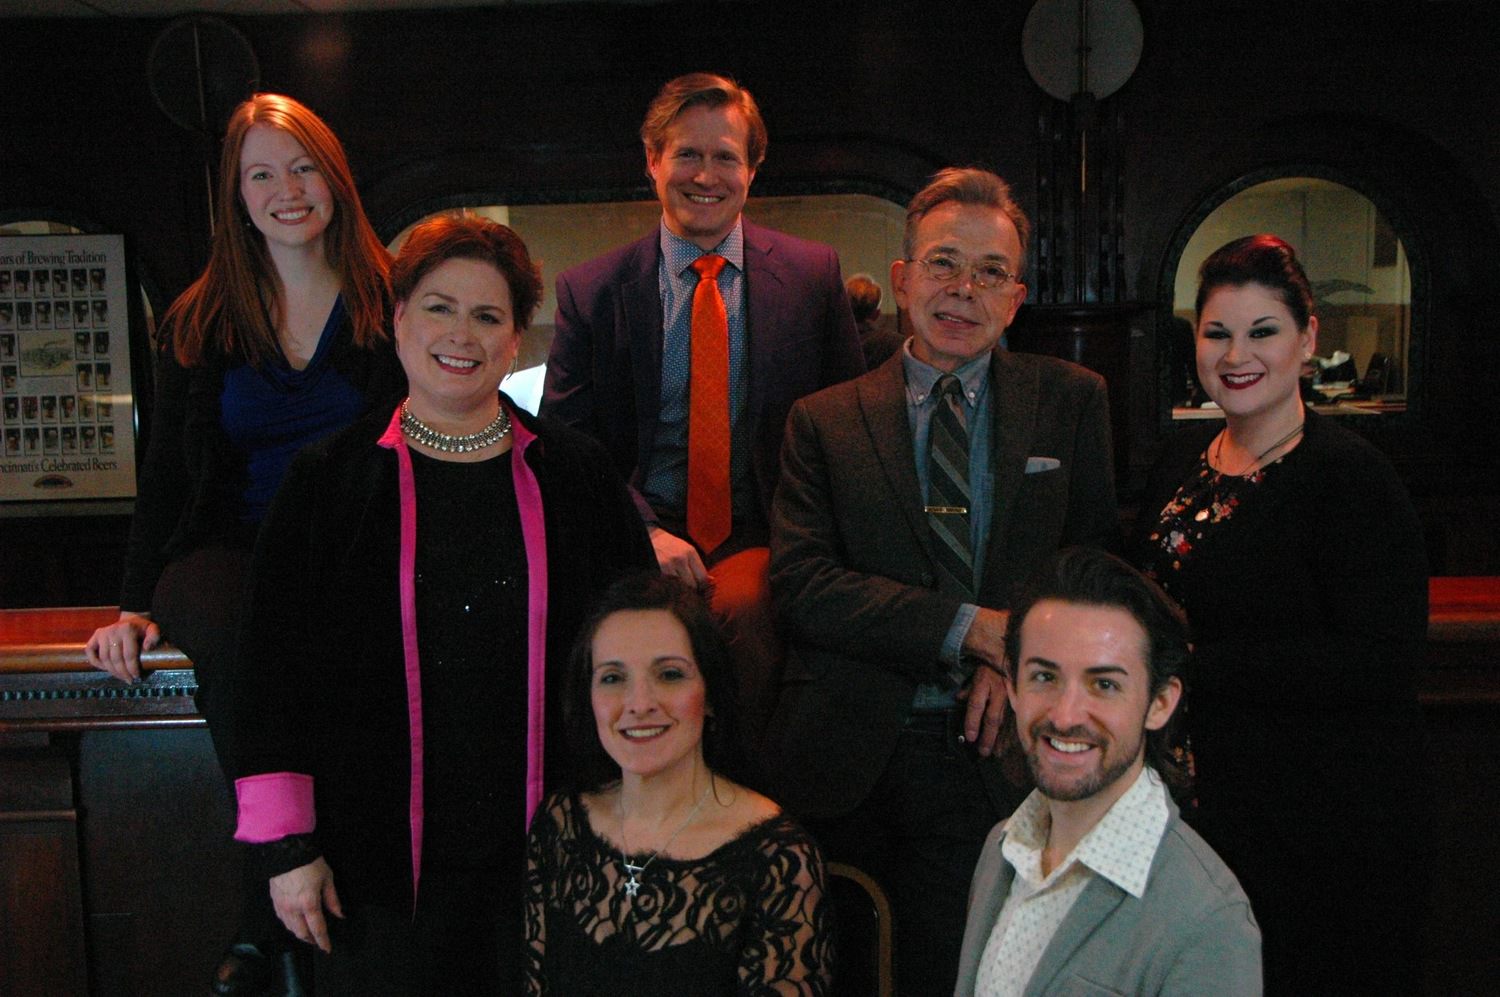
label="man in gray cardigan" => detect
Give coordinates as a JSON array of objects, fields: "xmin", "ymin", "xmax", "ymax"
[{"xmin": 955, "ymin": 548, "xmax": 1261, "ymax": 996}]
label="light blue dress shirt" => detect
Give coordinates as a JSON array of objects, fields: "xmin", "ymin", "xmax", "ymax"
[
  {"xmin": 639, "ymin": 221, "xmax": 752, "ymax": 525},
  {"xmin": 902, "ymin": 344, "xmax": 995, "ymax": 708}
]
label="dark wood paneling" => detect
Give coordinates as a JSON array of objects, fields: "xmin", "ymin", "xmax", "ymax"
[
  {"xmin": 0, "ymin": 745, "xmax": 88, "ymax": 997},
  {"xmin": 77, "ymin": 726, "xmax": 238, "ymax": 997}
]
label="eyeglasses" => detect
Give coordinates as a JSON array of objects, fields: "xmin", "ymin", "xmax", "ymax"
[{"xmin": 906, "ymin": 253, "xmax": 1018, "ymax": 290}]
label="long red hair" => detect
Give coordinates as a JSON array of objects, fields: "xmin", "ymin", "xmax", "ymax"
[{"xmin": 165, "ymin": 93, "xmax": 391, "ymax": 367}]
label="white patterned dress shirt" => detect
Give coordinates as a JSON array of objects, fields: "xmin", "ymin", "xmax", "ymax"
[{"xmin": 974, "ymin": 766, "xmax": 1170, "ymax": 997}]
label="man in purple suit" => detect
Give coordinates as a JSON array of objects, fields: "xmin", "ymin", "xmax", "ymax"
[{"xmin": 542, "ymin": 73, "xmax": 863, "ymax": 758}]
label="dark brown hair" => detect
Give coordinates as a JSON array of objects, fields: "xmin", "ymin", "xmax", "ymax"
[
  {"xmin": 1195, "ymin": 233, "xmax": 1315, "ymax": 330},
  {"xmin": 390, "ymin": 214, "xmax": 543, "ymax": 330},
  {"xmin": 564, "ymin": 573, "xmax": 744, "ymax": 791},
  {"xmin": 1005, "ymin": 546, "xmax": 1192, "ymax": 790}
]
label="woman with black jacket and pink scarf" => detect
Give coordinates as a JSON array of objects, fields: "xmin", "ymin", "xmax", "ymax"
[{"xmin": 230, "ymin": 215, "xmax": 653, "ymax": 995}]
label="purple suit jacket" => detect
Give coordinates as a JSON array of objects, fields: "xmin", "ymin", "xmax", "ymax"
[{"xmin": 540, "ymin": 220, "xmax": 864, "ymax": 538}]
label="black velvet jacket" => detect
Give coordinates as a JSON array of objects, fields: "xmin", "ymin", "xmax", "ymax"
[
  {"xmin": 230, "ymin": 400, "xmax": 654, "ymax": 909},
  {"xmin": 119, "ymin": 311, "xmax": 405, "ymax": 611}
]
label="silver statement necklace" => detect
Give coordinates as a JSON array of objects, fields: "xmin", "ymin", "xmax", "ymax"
[
  {"xmin": 1211, "ymin": 419, "xmax": 1305, "ymax": 478},
  {"xmin": 399, "ymin": 398, "xmax": 512, "ymax": 454},
  {"xmin": 618, "ymin": 784, "xmax": 713, "ymax": 899}
]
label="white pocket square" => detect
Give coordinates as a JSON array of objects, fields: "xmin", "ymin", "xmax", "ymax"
[{"xmin": 1024, "ymin": 456, "xmax": 1061, "ymax": 474}]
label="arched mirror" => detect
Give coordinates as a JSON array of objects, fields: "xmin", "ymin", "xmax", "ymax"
[
  {"xmin": 1168, "ymin": 177, "xmax": 1412, "ymax": 420},
  {"xmin": 385, "ymin": 193, "xmax": 908, "ymax": 412}
]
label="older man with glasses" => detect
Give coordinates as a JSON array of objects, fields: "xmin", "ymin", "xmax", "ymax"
[{"xmin": 767, "ymin": 168, "xmax": 1119, "ymax": 996}]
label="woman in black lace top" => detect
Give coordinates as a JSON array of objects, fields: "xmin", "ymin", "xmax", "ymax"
[
  {"xmin": 1131, "ymin": 235, "xmax": 1428, "ymax": 995},
  {"xmin": 526, "ymin": 574, "xmax": 833, "ymax": 995}
]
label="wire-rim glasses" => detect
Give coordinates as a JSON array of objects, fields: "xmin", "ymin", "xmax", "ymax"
[{"xmin": 906, "ymin": 253, "xmax": 1017, "ymax": 290}]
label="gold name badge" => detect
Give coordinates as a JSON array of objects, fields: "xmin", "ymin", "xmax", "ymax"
[{"xmin": 924, "ymin": 505, "xmax": 968, "ymax": 515}]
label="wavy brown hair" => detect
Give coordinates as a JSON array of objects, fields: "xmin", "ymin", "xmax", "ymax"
[
  {"xmin": 165, "ymin": 93, "xmax": 390, "ymax": 368},
  {"xmin": 1004, "ymin": 546, "xmax": 1192, "ymax": 792}
]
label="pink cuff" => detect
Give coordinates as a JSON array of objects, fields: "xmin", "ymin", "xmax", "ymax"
[{"xmin": 234, "ymin": 772, "xmax": 316, "ymax": 843}]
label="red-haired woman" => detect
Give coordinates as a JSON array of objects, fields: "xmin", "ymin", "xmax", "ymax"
[{"xmin": 84, "ymin": 93, "xmax": 403, "ymax": 993}]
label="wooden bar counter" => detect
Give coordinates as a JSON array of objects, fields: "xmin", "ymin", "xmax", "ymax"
[
  {"xmin": 4, "ymin": 586, "xmax": 1499, "ymax": 995},
  {"xmin": 1, "ymin": 608, "xmax": 236, "ymax": 997}
]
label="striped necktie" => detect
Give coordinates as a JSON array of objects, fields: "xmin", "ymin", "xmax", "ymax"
[{"xmin": 927, "ymin": 373, "xmax": 975, "ymax": 599}]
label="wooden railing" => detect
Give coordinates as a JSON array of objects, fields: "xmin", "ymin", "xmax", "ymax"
[
  {"xmin": 1, "ymin": 607, "xmax": 199, "ymax": 730},
  {"xmin": 6, "ymin": 581, "xmax": 1498, "ymax": 719}
]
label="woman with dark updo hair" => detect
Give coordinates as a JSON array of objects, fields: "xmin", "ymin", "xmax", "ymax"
[{"xmin": 1132, "ymin": 234, "xmax": 1428, "ymax": 994}]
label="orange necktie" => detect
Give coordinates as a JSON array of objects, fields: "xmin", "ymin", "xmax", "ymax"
[{"xmin": 687, "ymin": 254, "xmax": 731, "ymax": 554}]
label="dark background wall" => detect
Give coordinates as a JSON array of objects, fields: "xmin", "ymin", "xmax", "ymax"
[{"xmin": 3, "ymin": 0, "xmax": 1498, "ymax": 605}]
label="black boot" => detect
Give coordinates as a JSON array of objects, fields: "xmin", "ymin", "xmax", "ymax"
[{"xmin": 210, "ymin": 942, "xmax": 273, "ymax": 996}]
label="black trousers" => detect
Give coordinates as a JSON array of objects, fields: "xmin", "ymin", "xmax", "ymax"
[
  {"xmin": 152, "ymin": 542, "xmax": 284, "ymax": 948},
  {"xmin": 808, "ymin": 714, "xmax": 1023, "ymax": 997},
  {"xmin": 314, "ymin": 867, "xmax": 518, "ymax": 996}
]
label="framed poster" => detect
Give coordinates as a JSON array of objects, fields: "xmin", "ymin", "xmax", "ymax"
[{"xmin": 0, "ymin": 234, "xmax": 138, "ymax": 501}]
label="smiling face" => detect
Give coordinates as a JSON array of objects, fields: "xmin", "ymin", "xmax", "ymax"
[
  {"xmin": 648, "ymin": 104, "xmax": 755, "ymax": 251},
  {"xmin": 1009, "ymin": 600, "xmax": 1180, "ymax": 812},
  {"xmin": 892, "ymin": 202, "xmax": 1027, "ymax": 372},
  {"xmin": 1196, "ymin": 282, "xmax": 1316, "ymax": 429},
  {"xmin": 394, "ymin": 257, "xmax": 519, "ymax": 426},
  {"xmin": 238, "ymin": 123, "xmax": 334, "ymax": 256},
  {"xmin": 590, "ymin": 609, "xmax": 710, "ymax": 783}
]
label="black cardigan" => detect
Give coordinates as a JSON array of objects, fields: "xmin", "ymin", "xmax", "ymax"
[
  {"xmin": 119, "ymin": 312, "xmax": 404, "ymax": 611},
  {"xmin": 1131, "ymin": 408, "xmax": 1428, "ymax": 820},
  {"xmin": 230, "ymin": 401, "xmax": 654, "ymax": 909}
]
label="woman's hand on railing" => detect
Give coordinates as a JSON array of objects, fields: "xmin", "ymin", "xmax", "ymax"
[{"xmin": 85, "ymin": 611, "xmax": 161, "ymax": 684}]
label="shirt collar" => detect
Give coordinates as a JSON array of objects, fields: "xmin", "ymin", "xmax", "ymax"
[
  {"xmin": 901, "ymin": 342, "xmax": 991, "ymax": 408},
  {"xmin": 659, "ymin": 218, "xmax": 745, "ymax": 276},
  {"xmin": 1001, "ymin": 766, "xmax": 1170, "ymax": 899}
]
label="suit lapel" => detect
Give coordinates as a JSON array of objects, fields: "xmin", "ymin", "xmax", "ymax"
[
  {"xmin": 857, "ymin": 356, "xmax": 932, "ymax": 563},
  {"xmin": 621, "ymin": 234, "xmax": 666, "ymax": 472},
  {"xmin": 979, "ymin": 349, "xmax": 1037, "ymax": 602},
  {"xmin": 1025, "ymin": 876, "xmax": 1128, "ymax": 996},
  {"xmin": 743, "ymin": 221, "xmax": 786, "ymax": 437}
]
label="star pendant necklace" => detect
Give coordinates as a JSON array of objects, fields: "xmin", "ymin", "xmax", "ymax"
[{"xmin": 618, "ymin": 782, "xmax": 713, "ymax": 899}]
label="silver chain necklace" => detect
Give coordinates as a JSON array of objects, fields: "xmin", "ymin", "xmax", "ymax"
[
  {"xmin": 618, "ymin": 784, "xmax": 713, "ymax": 899},
  {"xmin": 399, "ymin": 398, "xmax": 512, "ymax": 454},
  {"xmin": 1212, "ymin": 419, "xmax": 1305, "ymax": 478}
]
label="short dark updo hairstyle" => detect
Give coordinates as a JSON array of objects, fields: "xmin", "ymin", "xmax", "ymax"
[
  {"xmin": 390, "ymin": 213, "xmax": 544, "ymax": 330},
  {"xmin": 564, "ymin": 572, "xmax": 744, "ymax": 791},
  {"xmin": 1194, "ymin": 233, "xmax": 1315, "ymax": 331}
]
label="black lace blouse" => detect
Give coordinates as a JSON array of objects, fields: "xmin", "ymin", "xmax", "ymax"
[{"xmin": 524, "ymin": 790, "xmax": 834, "ymax": 996}]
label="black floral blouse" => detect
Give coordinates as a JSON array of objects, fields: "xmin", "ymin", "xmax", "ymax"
[
  {"xmin": 524, "ymin": 790, "xmax": 833, "ymax": 996},
  {"xmin": 1142, "ymin": 451, "xmax": 1284, "ymax": 585}
]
